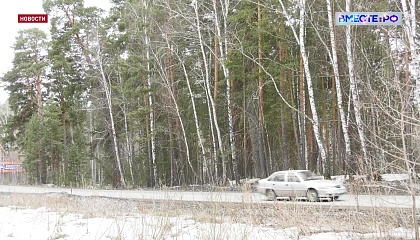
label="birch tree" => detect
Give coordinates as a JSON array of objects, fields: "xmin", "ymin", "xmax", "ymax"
[
  {"xmin": 93, "ymin": 27, "xmax": 126, "ymax": 188},
  {"xmin": 326, "ymin": 0, "xmax": 351, "ymax": 163},
  {"xmin": 150, "ymin": 41, "xmax": 200, "ymax": 182},
  {"xmin": 116, "ymin": 68, "xmax": 135, "ymax": 185},
  {"xmin": 345, "ymin": 0, "xmax": 369, "ymax": 172},
  {"xmin": 401, "ymin": 1, "xmax": 419, "ymax": 237},
  {"xmin": 192, "ymin": 0, "xmax": 226, "ymax": 184},
  {"xmin": 212, "ymin": 0, "xmax": 239, "ymax": 181},
  {"xmin": 401, "ymin": 0, "xmax": 419, "ymax": 106},
  {"xmin": 125, "ymin": 0, "xmax": 158, "ymax": 186},
  {"xmin": 279, "ymin": 0, "xmax": 327, "ymax": 172}
]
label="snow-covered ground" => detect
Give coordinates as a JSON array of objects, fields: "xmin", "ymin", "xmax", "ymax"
[
  {"xmin": 0, "ymin": 206, "xmax": 415, "ymax": 240},
  {"xmin": 332, "ymin": 173, "xmax": 412, "ymax": 182},
  {"xmin": 381, "ymin": 174, "xmax": 410, "ymax": 182}
]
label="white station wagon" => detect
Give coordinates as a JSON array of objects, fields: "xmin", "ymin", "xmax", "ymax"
[{"xmin": 256, "ymin": 170, "xmax": 347, "ymax": 201}]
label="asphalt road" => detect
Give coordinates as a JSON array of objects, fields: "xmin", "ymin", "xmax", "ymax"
[{"xmin": 0, "ymin": 185, "xmax": 419, "ymax": 209}]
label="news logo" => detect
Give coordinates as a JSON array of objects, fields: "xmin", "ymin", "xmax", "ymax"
[
  {"xmin": 18, "ymin": 14, "xmax": 48, "ymax": 23},
  {"xmin": 335, "ymin": 12, "xmax": 402, "ymax": 26}
]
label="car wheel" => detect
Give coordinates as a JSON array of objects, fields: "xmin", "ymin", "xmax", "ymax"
[
  {"xmin": 332, "ymin": 196, "xmax": 339, "ymax": 201},
  {"xmin": 266, "ymin": 189, "xmax": 276, "ymax": 201},
  {"xmin": 306, "ymin": 189, "xmax": 319, "ymax": 202}
]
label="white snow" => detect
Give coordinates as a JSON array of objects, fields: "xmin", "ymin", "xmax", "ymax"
[
  {"xmin": 0, "ymin": 206, "xmax": 415, "ymax": 240},
  {"xmin": 331, "ymin": 175, "xmax": 349, "ymax": 183},
  {"xmin": 331, "ymin": 174, "xmax": 412, "ymax": 182},
  {"xmin": 381, "ymin": 174, "xmax": 410, "ymax": 182}
]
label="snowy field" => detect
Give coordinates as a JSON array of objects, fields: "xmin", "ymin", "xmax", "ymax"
[
  {"xmin": 0, "ymin": 192, "xmax": 416, "ymax": 240},
  {"xmin": 0, "ymin": 207, "xmax": 413, "ymax": 240},
  {"xmin": 0, "ymin": 206, "xmax": 415, "ymax": 240}
]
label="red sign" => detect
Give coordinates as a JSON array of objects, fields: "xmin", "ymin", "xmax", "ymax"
[{"xmin": 18, "ymin": 14, "xmax": 48, "ymax": 23}]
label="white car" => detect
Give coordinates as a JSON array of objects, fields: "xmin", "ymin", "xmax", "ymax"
[{"xmin": 256, "ymin": 170, "xmax": 347, "ymax": 201}]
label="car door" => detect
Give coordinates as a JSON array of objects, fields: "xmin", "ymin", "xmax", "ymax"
[
  {"xmin": 287, "ymin": 172, "xmax": 307, "ymax": 197},
  {"xmin": 268, "ymin": 173, "xmax": 287, "ymax": 197}
]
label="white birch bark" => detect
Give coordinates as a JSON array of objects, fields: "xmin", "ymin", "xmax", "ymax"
[
  {"xmin": 402, "ymin": 0, "xmax": 419, "ymax": 105},
  {"xmin": 326, "ymin": 0, "xmax": 351, "ymax": 162},
  {"xmin": 178, "ymin": 58, "xmax": 206, "ymax": 181},
  {"xmin": 204, "ymin": 81, "xmax": 219, "ymax": 182},
  {"xmin": 400, "ymin": 3, "xmax": 419, "ymax": 237},
  {"xmin": 141, "ymin": 0, "xmax": 158, "ymax": 187},
  {"xmin": 117, "ymin": 69, "xmax": 135, "ymax": 185},
  {"xmin": 88, "ymin": 108, "xmax": 96, "ymax": 185},
  {"xmin": 212, "ymin": 0, "xmax": 238, "ymax": 181},
  {"xmin": 193, "ymin": 0, "xmax": 225, "ymax": 184},
  {"xmin": 279, "ymin": 0, "xmax": 327, "ymax": 172},
  {"xmin": 299, "ymin": 73, "xmax": 308, "ymax": 170},
  {"xmin": 205, "ymin": 82, "xmax": 219, "ymax": 182},
  {"xmin": 96, "ymin": 43, "xmax": 126, "ymax": 188},
  {"xmin": 151, "ymin": 41, "xmax": 200, "ymax": 181},
  {"xmin": 122, "ymin": 102, "xmax": 134, "ymax": 185},
  {"xmin": 345, "ymin": 0, "xmax": 368, "ymax": 171},
  {"xmin": 145, "ymin": 34, "xmax": 158, "ymax": 186}
]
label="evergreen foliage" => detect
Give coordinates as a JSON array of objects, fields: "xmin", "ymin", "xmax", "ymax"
[{"xmin": 0, "ymin": 0, "xmax": 418, "ymax": 187}]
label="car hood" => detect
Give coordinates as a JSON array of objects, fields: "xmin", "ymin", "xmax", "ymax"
[{"xmin": 257, "ymin": 178, "xmax": 268, "ymax": 183}]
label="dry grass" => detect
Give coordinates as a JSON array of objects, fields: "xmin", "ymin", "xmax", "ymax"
[{"xmin": 0, "ymin": 191, "xmax": 415, "ymax": 239}]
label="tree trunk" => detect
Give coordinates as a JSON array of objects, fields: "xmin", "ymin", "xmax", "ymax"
[
  {"xmin": 326, "ymin": 0, "xmax": 351, "ymax": 165},
  {"xmin": 279, "ymin": 39, "xmax": 289, "ymax": 170},
  {"xmin": 193, "ymin": 0, "xmax": 225, "ymax": 184},
  {"xmin": 401, "ymin": 0, "xmax": 419, "ymax": 106},
  {"xmin": 96, "ymin": 34, "xmax": 126, "ymax": 188},
  {"xmin": 257, "ymin": 0, "xmax": 267, "ymax": 177},
  {"xmin": 212, "ymin": 0, "xmax": 238, "ymax": 183},
  {"xmin": 214, "ymin": 24, "xmax": 219, "ymax": 107},
  {"xmin": 280, "ymin": 0, "xmax": 327, "ymax": 172},
  {"xmin": 345, "ymin": 0, "xmax": 368, "ymax": 173},
  {"xmin": 161, "ymin": 51, "xmax": 201, "ymax": 183},
  {"xmin": 33, "ymin": 49, "xmax": 47, "ymax": 184},
  {"xmin": 178, "ymin": 60, "xmax": 206, "ymax": 182},
  {"xmin": 144, "ymin": 33, "xmax": 158, "ymax": 187},
  {"xmin": 118, "ymin": 70, "xmax": 135, "ymax": 186},
  {"xmin": 299, "ymin": 53, "xmax": 307, "ymax": 169}
]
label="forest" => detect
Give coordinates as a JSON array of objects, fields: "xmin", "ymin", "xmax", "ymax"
[{"xmin": 0, "ymin": 0, "xmax": 418, "ymax": 188}]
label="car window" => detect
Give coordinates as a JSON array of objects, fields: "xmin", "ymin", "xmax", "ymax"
[
  {"xmin": 268, "ymin": 173, "xmax": 285, "ymax": 182},
  {"xmin": 297, "ymin": 171, "xmax": 323, "ymax": 181},
  {"xmin": 273, "ymin": 173, "xmax": 285, "ymax": 182},
  {"xmin": 288, "ymin": 173, "xmax": 300, "ymax": 182}
]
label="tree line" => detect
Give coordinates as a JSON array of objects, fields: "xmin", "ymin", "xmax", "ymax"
[{"xmin": 0, "ymin": 0, "xmax": 418, "ymax": 188}]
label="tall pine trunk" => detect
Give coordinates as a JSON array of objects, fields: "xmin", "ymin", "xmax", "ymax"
[{"xmin": 257, "ymin": 0, "xmax": 267, "ymax": 176}]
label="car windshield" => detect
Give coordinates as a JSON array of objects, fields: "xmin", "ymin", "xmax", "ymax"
[{"xmin": 297, "ymin": 171, "xmax": 322, "ymax": 181}]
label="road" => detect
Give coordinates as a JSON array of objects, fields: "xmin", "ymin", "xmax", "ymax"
[{"xmin": 0, "ymin": 185, "xmax": 419, "ymax": 209}]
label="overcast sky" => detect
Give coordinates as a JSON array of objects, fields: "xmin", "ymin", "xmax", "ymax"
[{"xmin": 0, "ymin": 0, "xmax": 111, "ymax": 104}]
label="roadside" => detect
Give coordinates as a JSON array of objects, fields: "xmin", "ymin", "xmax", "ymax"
[{"xmin": 0, "ymin": 192, "xmax": 416, "ymax": 240}]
